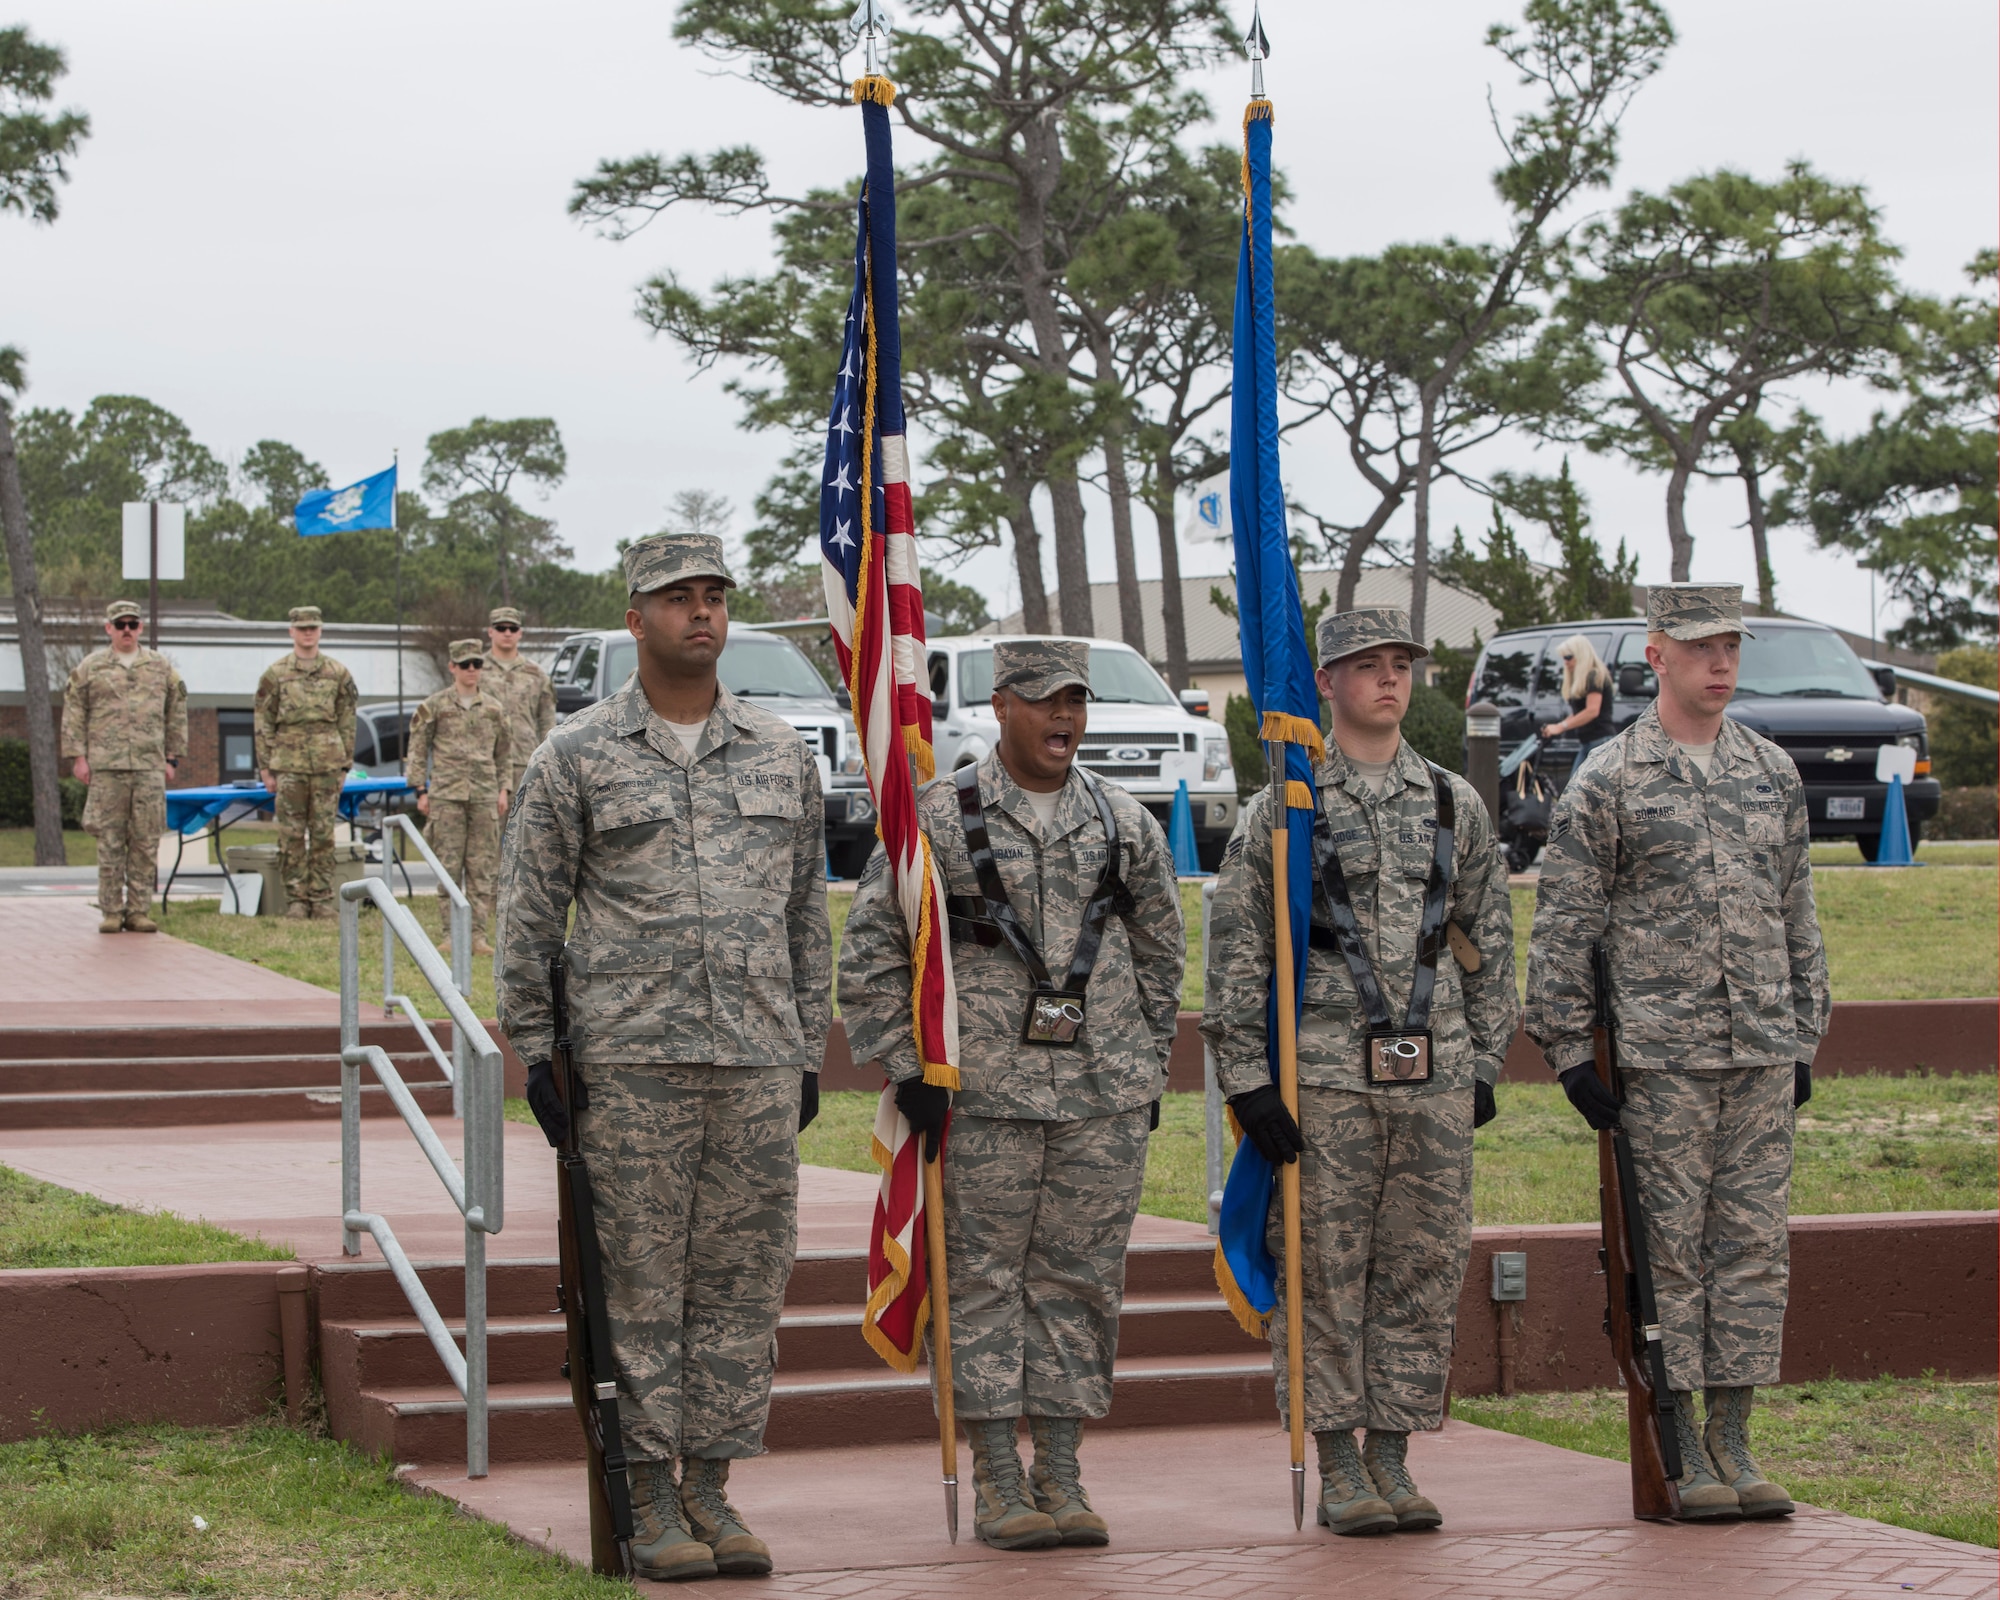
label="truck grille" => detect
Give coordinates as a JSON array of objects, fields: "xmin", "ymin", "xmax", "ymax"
[
  {"xmin": 1779, "ymin": 738, "xmax": 1890, "ymax": 785},
  {"xmin": 1077, "ymin": 731, "xmax": 1184, "ymax": 784}
]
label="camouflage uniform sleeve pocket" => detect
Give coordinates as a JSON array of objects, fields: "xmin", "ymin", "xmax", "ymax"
[
  {"xmin": 742, "ymin": 943, "xmax": 802, "ymax": 1041},
  {"xmin": 279, "ymin": 677, "xmax": 339, "ymax": 724}
]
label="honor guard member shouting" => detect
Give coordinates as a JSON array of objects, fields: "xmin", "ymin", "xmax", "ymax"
[
  {"xmin": 496, "ymin": 531, "xmax": 830, "ymax": 1582},
  {"xmin": 839, "ymin": 639, "xmax": 1185, "ymax": 1552},
  {"xmin": 62, "ymin": 600, "xmax": 187, "ymax": 933},
  {"xmin": 254, "ymin": 606, "xmax": 358, "ymax": 919},
  {"xmin": 483, "ymin": 605, "xmax": 557, "ymax": 795},
  {"xmin": 1526, "ymin": 584, "xmax": 1829, "ymax": 1522},
  {"xmin": 1204, "ymin": 608, "xmax": 1518, "ymax": 1537},
  {"xmin": 404, "ymin": 640, "xmax": 511, "ymax": 956}
]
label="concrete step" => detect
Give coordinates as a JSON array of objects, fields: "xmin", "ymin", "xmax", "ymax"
[
  {"xmin": 0, "ymin": 1052, "xmax": 439, "ymax": 1094},
  {"xmin": 345, "ymin": 1352, "xmax": 1275, "ymax": 1464},
  {"xmin": 0, "ymin": 1078, "xmax": 453, "ymax": 1128}
]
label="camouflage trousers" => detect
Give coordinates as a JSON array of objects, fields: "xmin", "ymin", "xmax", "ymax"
[
  {"xmin": 274, "ymin": 771, "xmax": 343, "ymax": 909},
  {"xmin": 425, "ymin": 796, "xmax": 500, "ymax": 935},
  {"xmin": 578, "ymin": 1064, "xmax": 800, "ymax": 1462},
  {"xmin": 933, "ymin": 1108, "xmax": 1151, "ymax": 1421},
  {"xmin": 1623, "ymin": 1064, "xmax": 1794, "ymax": 1390},
  {"xmin": 1267, "ymin": 1085, "xmax": 1473, "ymax": 1434},
  {"xmin": 82, "ymin": 769, "xmax": 164, "ymax": 917}
]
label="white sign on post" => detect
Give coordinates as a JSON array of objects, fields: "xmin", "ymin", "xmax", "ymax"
[
  {"xmin": 121, "ymin": 502, "xmax": 186, "ymax": 582},
  {"xmin": 1160, "ymin": 750, "xmax": 1204, "ymax": 786},
  {"xmin": 1874, "ymin": 743, "xmax": 1917, "ymax": 784}
]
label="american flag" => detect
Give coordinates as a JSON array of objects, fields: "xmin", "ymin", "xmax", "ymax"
[{"xmin": 820, "ymin": 81, "xmax": 960, "ymax": 1374}]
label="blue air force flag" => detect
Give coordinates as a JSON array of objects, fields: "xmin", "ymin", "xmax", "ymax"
[{"xmin": 295, "ymin": 465, "xmax": 396, "ymax": 537}]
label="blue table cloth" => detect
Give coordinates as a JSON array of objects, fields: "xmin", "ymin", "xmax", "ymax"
[{"xmin": 166, "ymin": 775, "xmax": 413, "ymax": 835}]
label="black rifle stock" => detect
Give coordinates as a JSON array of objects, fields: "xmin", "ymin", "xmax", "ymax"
[
  {"xmin": 1591, "ymin": 942, "xmax": 1683, "ymax": 1521},
  {"xmin": 551, "ymin": 955, "xmax": 636, "ymax": 1577}
]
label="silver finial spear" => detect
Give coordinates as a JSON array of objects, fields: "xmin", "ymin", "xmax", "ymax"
[
  {"xmin": 1246, "ymin": 3, "xmax": 1270, "ymax": 99},
  {"xmin": 851, "ymin": 0, "xmax": 892, "ymax": 79}
]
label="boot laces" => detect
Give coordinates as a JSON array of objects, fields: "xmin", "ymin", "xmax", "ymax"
[
  {"xmin": 1714, "ymin": 1402, "xmax": 1758, "ymax": 1476},
  {"xmin": 1037, "ymin": 1433, "xmax": 1089, "ymax": 1505},
  {"xmin": 682, "ymin": 1460, "xmax": 737, "ymax": 1526},
  {"xmin": 1367, "ymin": 1434, "xmax": 1416, "ymax": 1496},
  {"xmin": 635, "ymin": 1462, "xmax": 688, "ymax": 1539},
  {"xmin": 976, "ymin": 1422, "xmax": 1029, "ymax": 1501},
  {"xmin": 1316, "ymin": 1432, "xmax": 1368, "ymax": 1499}
]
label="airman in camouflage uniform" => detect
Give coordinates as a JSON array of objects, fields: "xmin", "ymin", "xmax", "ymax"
[
  {"xmin": 405, "ymin": 639, "xmax": 511, "ymax": 954},
  {"xmin": 839, "ymin": 639, "xmax": 1185, "ymax": 1551},
  {"xmin": 1203, "ymin": 608, "xmax": 1518, "ymax": 1536},
  {"xmin": 483, "ymin": 605, "xmax": 556, "ymax": 795},
  {"xmin": 255, "ymin": 606, "xmax": 358, "ymax": 919},
  {"xmin": 1527, "ymin": 584, "xmax": 1829, "ymax": 1522},
  {"xmin": 497, "ymin": 531, "xmax": 829, "ymax": 1581},
  {"xmin": 62, "ymin": 600, "xmax": 187, "ymax": 933}
]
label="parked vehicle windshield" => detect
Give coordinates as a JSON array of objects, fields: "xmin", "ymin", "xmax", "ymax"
[
  {"xmin": 1734, "ymin": 628, "xmax": 1881, "ymax": 699},
  {"xmin": 601, "ymin": 632, "xmax": 831, "ymax": 701},
  {"xmin": 957, "ymin": 646, "xmax": 1177, "ymax": 706}
]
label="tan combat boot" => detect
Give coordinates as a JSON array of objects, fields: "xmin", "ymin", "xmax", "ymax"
[
  {"xmin": 99, "ymin": 911, "xmax": 124, "ymax": 934},
  {"xmin": 1705, "ymin": 1386, "xmax": 1795, "ymax": 1519},
  {"xmin": 1313, "ymin": 1430, "xmax": 1397, "ymax": 1536},
  {"xmin": 123, "ymin": 910, "xmax": 159, "ymax": 933},
  {"xmin": 472, "ymin": 936, "xmax": 495, "ymax": 956},
  {"xmin": 680, "ymin": 1456, "xmax": 772, "ymax": 1576},
  {"xmin": 629, "ymin": 1460, "xmax": 716, "ymax": 1582},
  {"xmin": 1669, "ymin": 1390, "xmax": 1741, "ymax": 1521},
  {"xmin": 966, "ymin": 1418, "xmax": 1061, "ymax": 1550},
  {"xmin": 1363, "ymin": 1429, "xmax": 1442, "ymax": 1531},
  {"xmin": 1028, "ymin": 1416, "xmax": 1110, "ymax": 1546}
]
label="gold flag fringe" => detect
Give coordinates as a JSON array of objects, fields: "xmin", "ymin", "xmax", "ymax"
[
  {"xmin": 1259, "ymin": 709, "xmax": 1325, "ymax": 762},
  {"xmin": 1286, "ymin": 780, "xmax": 1315, "ymax": 810},
  {"xmin": 853, "ymin": 75, "xmax": 897, "ymax": 107}
]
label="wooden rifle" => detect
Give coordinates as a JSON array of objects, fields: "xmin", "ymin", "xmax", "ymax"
[
  {"xmin": 1591, "ymin": 941, "xmax": 1683, "ymax": 1521},
  {"xmin": 551, "ymin": 955, "xmax": 636, "ymax": 1577}
]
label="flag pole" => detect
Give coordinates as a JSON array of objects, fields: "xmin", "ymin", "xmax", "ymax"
[
  {"xmin": 392, "ymin": 449, "xmax": 404, "ymax": 736},
  {"xmin": 923, "ymin": 1153, "xmax": 959, "ymax": 1542}
]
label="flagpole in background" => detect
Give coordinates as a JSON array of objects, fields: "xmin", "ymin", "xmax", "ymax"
[{"xmin": 392, "ymin": 449, "xmax": 404, "ymax": 736}]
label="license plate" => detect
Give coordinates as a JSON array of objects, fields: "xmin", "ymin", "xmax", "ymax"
[{"xmin": 1827, "ymin": 796, "xmax": 1866, "ymax": 820}]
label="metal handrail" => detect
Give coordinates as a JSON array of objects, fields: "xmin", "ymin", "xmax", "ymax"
[
  {"xmin": 1203, "ymin": 878, "xmax": 1223, "ymax": 1235},
  {"xmin": 376, "ymin": 813, "xmax": 472, "ymax": 1119},
  {"xmin": 339, "ymin": 873, "xmax": 504, "ymax": 1478}
]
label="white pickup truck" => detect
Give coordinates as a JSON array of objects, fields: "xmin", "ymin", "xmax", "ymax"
[{"xmin": 925, "ymin": 635, "xmax": 1238, "ymax": 869}]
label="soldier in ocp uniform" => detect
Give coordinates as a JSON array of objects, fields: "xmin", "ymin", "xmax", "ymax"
[
  {"xmin": 497, "ymin": 531, "xmax": 829, "ymax": 1583},
  {"xmin": 483, "ymin": 605, "xmax": 556, "ymax": 796},
  {"xmin": 405, "ymin": 640, "xmax": 510, "ymax": 955},
  {"xmin": 255, "ymin": 605, "xmax": 358, "ymax": 919},
  {"xmin": 1203, "ymin": 608, "xmax": 1518, "ymax": 1536},
  {"xmin": 62, "ymin": 600, "xmax": 187, "ymax": 933},
  {"xmin": 1527, "ymin": 584, "xmax": 1828, "ymax": 1522},
  {"xmin": 839, "ymin": 639, "xmax": 1186, "ymax": 1552}
]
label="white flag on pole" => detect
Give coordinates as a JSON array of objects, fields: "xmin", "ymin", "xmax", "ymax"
[{"xmin": 1180, "ymin": 472, "xmax": 1231, "ymax": 544}]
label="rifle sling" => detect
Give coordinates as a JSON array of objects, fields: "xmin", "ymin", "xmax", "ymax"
[{"xmin": 1307, "ymin": 764, "xmax": 1456, "ymax": 1035}]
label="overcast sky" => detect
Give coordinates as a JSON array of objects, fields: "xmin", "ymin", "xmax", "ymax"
[{"xmin": 8, "ymin": 1, "xmax": 1995, "ymax": 643}]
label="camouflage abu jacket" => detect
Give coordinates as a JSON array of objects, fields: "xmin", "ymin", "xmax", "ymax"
[
  {"xmin": 1525, "ymin": 700, "xmax": 1829, "ymax": 1073},
  {"xmin": 495, "ymin": 676, "xmax": 831, "ymax": 1071},
  {"xmin": 1202, "ymin": 738, "xmax": 1519, "ymax": 1097},
  {"xmin": 61, "ymin": 647, "xmax": 187, "ymax": 771},
  {"xmin": 254, "ymin": 654, "xmax": 358, "ymax": 774},
  {"xmin": 485, "ymin": 656, "xmax": 556, "ymax": 780},
  {"xmin": 405, "ymin": 688, "xmax": 510, "ymax": 802},
  {"xmin": 838, "ymin": 750, "xmax": 1185, "ymax": 1121}
]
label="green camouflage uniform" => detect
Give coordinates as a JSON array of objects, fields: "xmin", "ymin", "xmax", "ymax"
[
  {"xmin": 1202, "ymin": 610, "xmax": 1519, "ymax": 1435},
  {"xmin": 495, "ymin": 532, "xmax": 830, "ymax": 1465},
  {"xmin": 62, "ymin": 628, "xmax": 187, "ymax": 919},
  {"xmin": 1526, "ymin": 587, "xmax": 1829, "ymax": 1391},
  {"xmin": 484, "ymin": 652, "xmax": 556, "ymax": 796},
  {"xmin": 405, "ymin": 655, "xmax": 510, "ymax": 938},
  {"xmin": 254, "ymin": 630, "xmax": 358, "ymax": 913},
  {"xmin": 839, "ymin": 646, "xmax": 1185, "ymax": 1423}
]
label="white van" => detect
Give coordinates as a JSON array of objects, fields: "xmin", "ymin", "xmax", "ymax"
[{"xmin": 925, "ymin": 635, "xmax": 1238, "ymax": 869}]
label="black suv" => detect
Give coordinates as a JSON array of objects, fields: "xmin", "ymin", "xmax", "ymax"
[
  {"xmin": 547, "ymin": 625, "xmax": 881, "ymax": 877},
  {"xmin": 1466, "ymin": 616, "xmax": 1938, "ymax": 860}
]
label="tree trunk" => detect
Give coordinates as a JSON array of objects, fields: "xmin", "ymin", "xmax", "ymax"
[
  {"xmin": 0, "ymin": 401, "xmax": 68, "ymax": 866},
  {"xmin": 1102, "ymin": 432, "xmax": 1146, "ymax": 653},
  {"xmin": 1003, "ymin": 463, "xmax": 1050, "ymax": 634},
  {"xmin": 1665, "ymin": 455, "xmax": 1696, "ymax": 582},
  {"xmin": 1734, "ymin": 439, "xmax": 1774, "ymax": 614},
  {"xmin": 1148, "ymin": 455, "xmax": 1190, "ymax": 692},
  {"xmin": 1408, "ymin": 388, "xmax": 1440, "ymax": 647}
]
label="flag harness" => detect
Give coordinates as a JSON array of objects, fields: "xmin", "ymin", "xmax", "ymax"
[{"xmin": 948, "ymin": 764, "xmax": 1135, "ymax": 1045}]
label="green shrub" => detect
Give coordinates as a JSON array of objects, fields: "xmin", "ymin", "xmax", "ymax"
[
  {"xmin": 1929, "ymin": 647, "xmax": 1998, "ymax": 788},
  {"xmin": 1931, "ymin": 786, "xmax": 1998, "ymax": 839},
  {"xmin": 1223, "ymin": 693, "xmax": 1266, "ymax": 799},
  {"xmin": 2, "ymin": 741, "xmax": 106, "ymax": 827},
  {"xmin": 1403, "ymin": 683, "xmax": 1465, "ymax": 773}
]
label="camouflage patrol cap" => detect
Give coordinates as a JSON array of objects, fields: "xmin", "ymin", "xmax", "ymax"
[
  {"xmin": 992, "ymin": 638, "xmax": 1090, "ymax": 701},
  {"xmin": 1647, "ymin": 583, "xmax": 1755, "ymax": 641},
  {"xmin": 1317, "ymin": 607, "xmax": 1429, "ymax": 666},
  {"xmin": 288, "ymin": 606, "xmax": 323, "ymax": 627},
  {"xmin": 448, "ymin": 639, "xmax": 485, "ymax": 666},
  {"xmin": 622, "ymin": 531, "xmax": 737, "ymax": 594},
  {"xmin": 487, "ymin": 606, "xmax": 523, "ymax": 626},
  {"xmin": 105, "ymin": 599, "xmax": 140, "ymax": 621}
]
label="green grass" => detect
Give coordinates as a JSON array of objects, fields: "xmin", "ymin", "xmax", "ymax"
[
  {"xmin": 1454, "ymin": 1377, "xmax": 1999, "ymax": 1549},
  {"xmin": 1812, "ymin": 839, "xmax": 1995, "ymax": 866},
  {"xmin": 789, "ymin": 1073, "xmax": 1998, "ymax": 1228},
  {"xmin": 0, "ymin": 829, "xmax": 96, "ymax": 867},
  {"xmin": 0, "ymin": 1165, "xmax": 289, "ymax": 1269},
  {"xmin": 0, "ymin": 1422, "xmax": 620, "ymax": 1598}
]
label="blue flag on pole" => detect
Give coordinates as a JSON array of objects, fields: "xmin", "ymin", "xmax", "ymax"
[
  {"xmin": 1214, "ymin": 98, "xmax": 1324, "ymax": 1337},
  {"xmin": 295, "ymin": 465, "xmax": 397, "ymax": 536}
]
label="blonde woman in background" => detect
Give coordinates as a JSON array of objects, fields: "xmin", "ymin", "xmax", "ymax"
[{"xmin": 1542, "ymin": 634, "xmax": 1615, "ymax": 762}]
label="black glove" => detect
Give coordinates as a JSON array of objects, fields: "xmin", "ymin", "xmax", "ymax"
[
  {"xmin": 1228, "ymin": 1084, "xmax": 1304, "ymax": 1165},
  {"xmin": 1473, "ymin": 1080, "xmax": 1497, "ymax": 1129},
  {"xmin": 895, "ymin": 1076, "xmax": 951, "ymax": 1162},
  {"xmin": 524, "ymin": 1060, "xmax": 568, "ymax": 1148},
  {"xmin": 1557, "ymin": 1063, "xmax": 1621, "ymax": 1132},
  {"xmin": 1794, "ymin": 1061, "xmax": 1812, "ymax": 1109},
  {"xmin": 1148, "ymin": 1099, "xmax": 1161, "ymax": 1133},
  {"xmin": 799, "ymin": 1070, "xmax": 820, "ymax": 1133}
]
